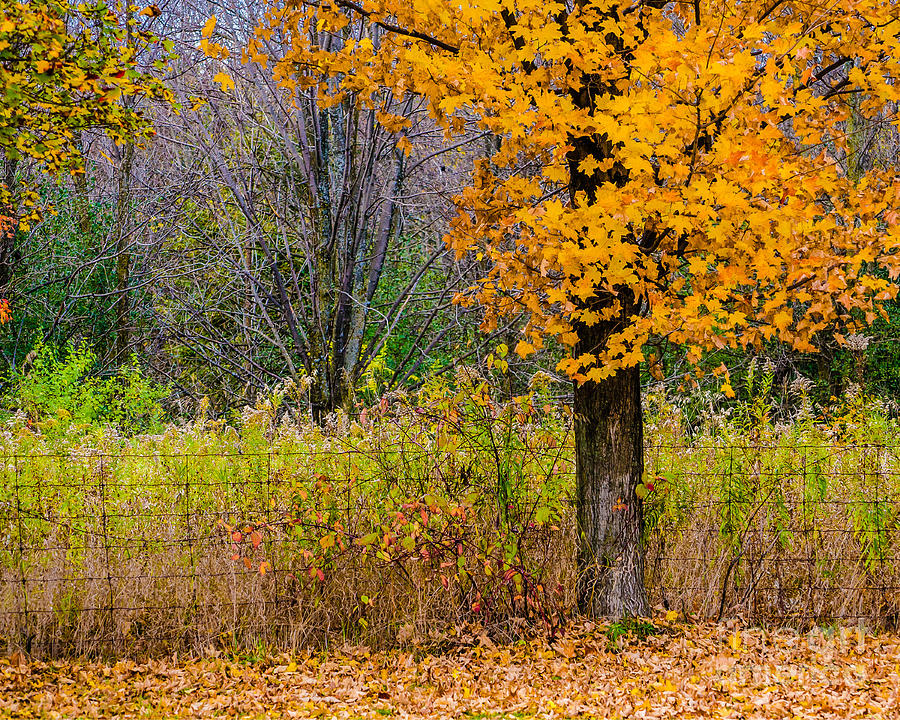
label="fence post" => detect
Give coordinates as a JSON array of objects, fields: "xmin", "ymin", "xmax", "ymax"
[
  {"xmin": 266, "ymin": 450, "xmax": 277, "ymax": 644},
  {"xmin": 801, "ymin": 449, "xmax": 813, "ymax": 623},
  {"xmin": 876, "ymin": 443, "xmax": 886, "ymax": 623},
  {"xmin": 185, "ymin": 453, "xmax": 198, "ymax": 644},
  {"xmin": 13, "ymin": 455, "xmax": 31, "ymax": 652},
  {"xmin": 99, "ymin": 454, "xmax": 114, "ymax": 646}
]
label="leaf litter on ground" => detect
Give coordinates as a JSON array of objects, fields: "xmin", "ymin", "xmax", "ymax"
[{"xmin": 2, "ymin": 620, "xmax": 899, "ymax": 719}]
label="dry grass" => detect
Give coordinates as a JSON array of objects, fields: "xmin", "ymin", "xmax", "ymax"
[
  {"xmin": 3, "ymin": 389, "xmax": 900, "ymax": 657},
  {"xmin": 0, "ymin": 419, "xmax": 577, "ymax": 657},
  {"xmin": 643, "ymin": 441, "xmax": 900, "ymax": 626}
]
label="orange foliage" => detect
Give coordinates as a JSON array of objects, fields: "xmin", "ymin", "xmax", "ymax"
[{"xmin": 258, "ymin": 0, "xmax": 900, "ymax": 381}]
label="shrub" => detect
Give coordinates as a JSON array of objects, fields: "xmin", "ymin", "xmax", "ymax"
[{"xmin": 7, "ymin": 340, "xmax": 169, "ymax": 434}]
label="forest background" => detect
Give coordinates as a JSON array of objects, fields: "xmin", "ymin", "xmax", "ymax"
[{"xmin": 5, "ymin": 0, "xmax": 900, "ymax": 421}]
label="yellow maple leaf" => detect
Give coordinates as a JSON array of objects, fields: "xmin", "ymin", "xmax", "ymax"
[
  {"xmin": 515, "ymin": 340, "xmax": 536, "ymax": 357},
  {"xmin": 772, "ymin": 310, "xmax": 792, "ymax": 333},
  {"xmin": 202, "ymin": 15, "xmax": 217, "ymax": 39},
  {"xmin": 213, "ymin": 71, "xmax": 234, "ymax": 92}
]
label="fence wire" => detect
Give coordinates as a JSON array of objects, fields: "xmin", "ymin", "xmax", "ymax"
[{"xmin": 1, "ymin": 442, "xmax": 898, "ymax": 655}]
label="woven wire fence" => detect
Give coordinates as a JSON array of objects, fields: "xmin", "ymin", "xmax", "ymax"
[
  {"xmin": 643, "ymin": 443, "xmax": 900, "ymax": 628},
  {"xmin": 1, "ymin": 442, "xmax": 898, "ymax": 655}
]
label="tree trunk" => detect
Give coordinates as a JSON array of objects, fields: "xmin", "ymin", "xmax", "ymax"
[
  {"xmin": 113, "ymin": 141, "xmax": 134, "ymax": 364},
  {"xmin": 574, "ymin": 318, "xmax": 650, "ymax": 618},
  {"xmin": 113, "ymin": 10, "xmax": 136, "ymax": 365},
  {"xmin": 566, "ymin": 19, "xmax": 651, "ymax": 615}
]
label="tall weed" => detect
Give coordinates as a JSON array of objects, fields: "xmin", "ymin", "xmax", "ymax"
[{"xmin": 3, "ymin": 373, "xmax": 900, "ymax": 656}]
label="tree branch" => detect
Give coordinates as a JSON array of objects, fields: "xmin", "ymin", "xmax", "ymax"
[{"xmin": 317, "ymin": 0, "xmax": 460, "ymax": 54}]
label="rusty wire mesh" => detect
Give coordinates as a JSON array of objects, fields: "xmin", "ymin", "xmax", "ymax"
[{"xmin": 1, "ymin": 442, "xmax": 898, "ymax": 656}]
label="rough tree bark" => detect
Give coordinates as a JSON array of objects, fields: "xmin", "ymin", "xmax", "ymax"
[
  {"xmin": 573, "ymin": 311, "xmax": 650, "ymax": 617},
  {"xmin": 567, "ymin": 6, "xmax": 652, "ymax": 616}
]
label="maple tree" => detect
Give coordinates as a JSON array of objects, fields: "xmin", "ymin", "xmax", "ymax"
[
  {"xmin": 263, "ymin": 0, "xmax": 900, "ymax": 616},
  {"xmin": 0, "ymin": 0, "xmax": 171, "ymax": 288}
]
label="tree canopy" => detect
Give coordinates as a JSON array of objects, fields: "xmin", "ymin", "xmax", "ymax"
[
  {"xmin": 0, "ymin": 0, "xmax": 171, "ymax": 214},
  {"xmin": 258, "ymin": 0, "xmax": 900, "ymax": 615},
  {"xmin": 263, "ymin": 0, "xmax": 900, "ymax": 386}
]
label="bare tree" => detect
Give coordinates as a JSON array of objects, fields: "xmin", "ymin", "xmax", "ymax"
[{"xmin": 137, "ymin": 0, "xmax": 497, "ymax": 413}]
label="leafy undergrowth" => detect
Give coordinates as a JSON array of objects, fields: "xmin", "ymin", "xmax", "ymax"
[
  {"xmin": 2, "ymin": 621, "xmax": 899, "ymax": 719},
  {"xmin": 8, "ymin": 383, "xmax": 900, "ymax": 655}
]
